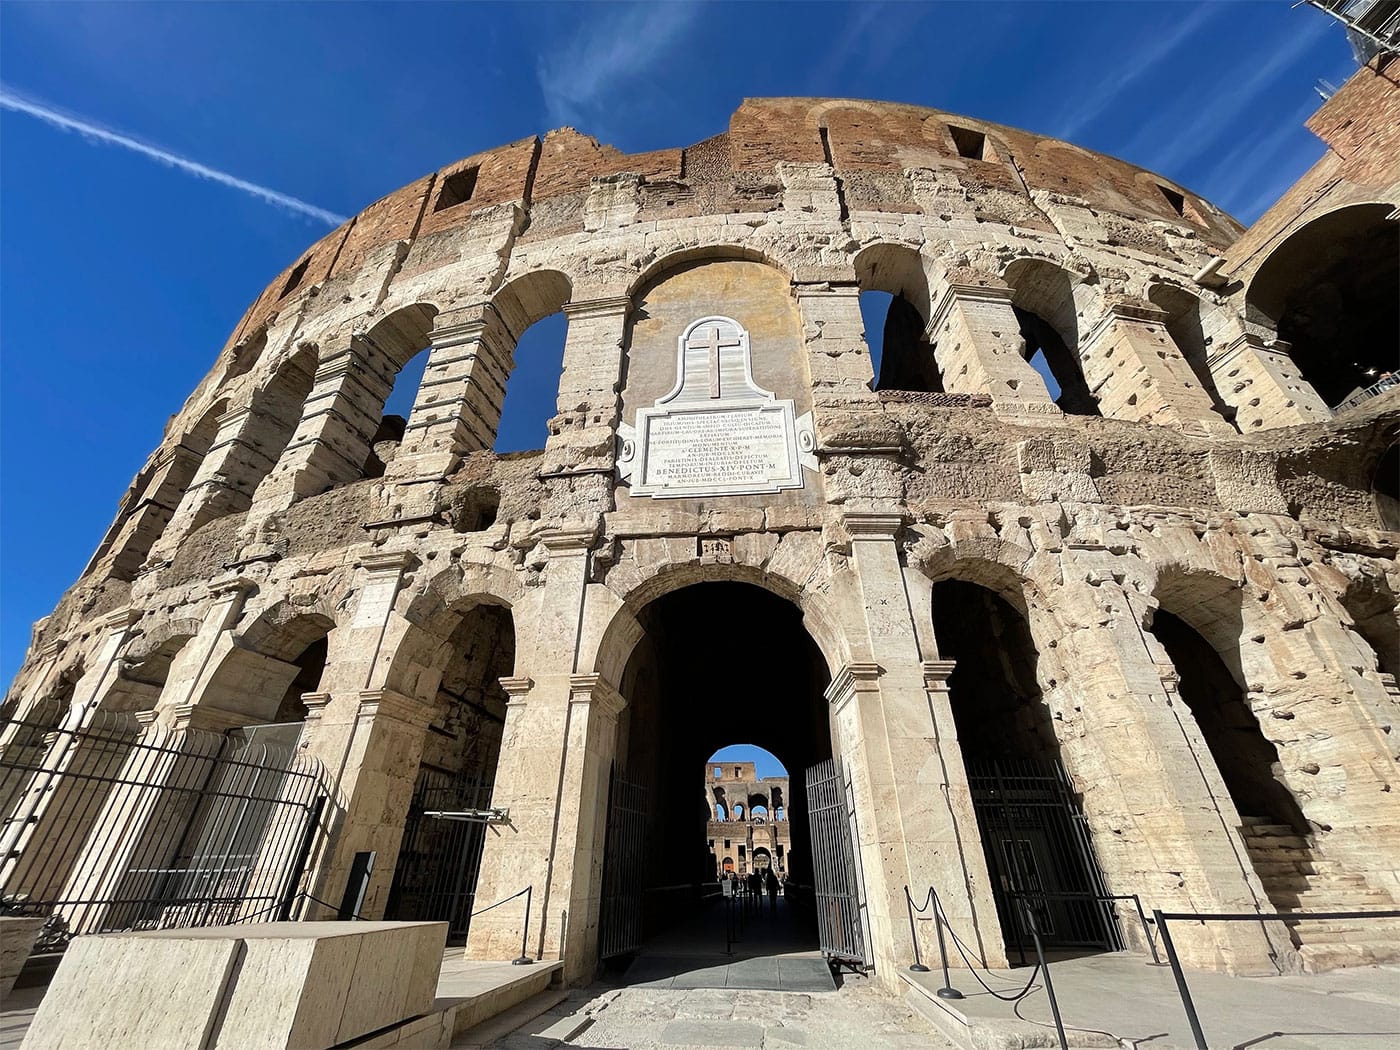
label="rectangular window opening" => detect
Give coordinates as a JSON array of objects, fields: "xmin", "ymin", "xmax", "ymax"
[
  {"xmin": 435, "ymin": 166, "xmax": 479, "ymax": 212},
  {"xmin": 280, "ymin": 257, "xmax": 311, "ymax": 299},
  {"xmin": 1159, "ymin": 185, "xmax": 1186, "ymax": 216},
  {"xmin": 949, "ymin": 125, "xmax": 987, "ymax": 161}
]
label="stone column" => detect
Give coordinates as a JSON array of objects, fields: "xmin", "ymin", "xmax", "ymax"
[
  {"xmin": 0, "ymin": 640, "xmax": 67, "ymax": 753},
  {"xmin": 835, "ymin": 511, "xmax": 990, "ymax": 982},
  {"xmin": 540, "ymin": 297, "xmax": 629, "ymax": 490},
  {"xmin": 926, "ymin": 271, "xmax": 1063, "ymax": 423},
  {"xmin": 391, "ymin": 304, "xmax": 515, "ymax": 483},
  {"xmin": 297, "ymin": 551, "xmax": 434, "ymax": 918},
  {"xmin": 1031, "ymin": 568, "xmax": 1282, "ymax": 972},
  {"xmin": 466, "ymin": 528, "xmax": 602, "ymax": 975},
  {"xmin": 1079, "ymin": 301, "xmax": 1236, "ymax": 436},
  {"xmin": 792, "ymin": 283, "xmax": 883, "ymax": 410},
  {"xmin": 1211, "ymin": 333, "xmax": 1333, "ymax": 432},
  {"xmin": 253, "ymin": 334, "xmax": 390, "ymax": 505},
  {"xmin": 0, "ymin": 608, "xmax": 141, "ymax": 893}
]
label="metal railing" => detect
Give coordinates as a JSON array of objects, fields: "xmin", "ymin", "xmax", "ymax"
[
  {"xmin": 1154, "ymin": 906, "xmax": 1400, "ymax": 1050},
  {"xmin": 1332, "ymin": 372, "xmax": 1400, "ymax": 413},
  {"xmin": 1, "ymin": 710, "xmax": 329, "ymax": 945},
  {"xmin": 1004, "ymin": 890, "xmax": 1160, "ymax": 964}
]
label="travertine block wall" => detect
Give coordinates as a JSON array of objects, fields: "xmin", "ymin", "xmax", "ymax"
[{"xmin": 6, "ymin": 95, "xmax": 1398, "ymax": 989}]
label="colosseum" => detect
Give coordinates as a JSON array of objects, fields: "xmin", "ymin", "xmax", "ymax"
[{"xmin": 3, "ymin": 58, "xmax": 1397, "ymax": 996}]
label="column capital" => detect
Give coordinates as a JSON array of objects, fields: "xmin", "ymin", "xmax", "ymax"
[
  {"xmin": 843, "ymin": 511, "xmax": 905, "ymax": 538},
  {"xmin": 171, "ymin": 703, "xmax": 254, "ymax": 734},
  {"xmin": 96, "ymin": 606, "xmax": 142, "ymax": 633},
  {"xmin": 357, "ymin": 687, "xmax": 434, "ymax": 726},
  {"xmin": 1082, "ymin": 299, "xmax": 1169, "ymax": 347},
  {"xmin": 824, "ymin": 661, "xmax": 884, "ymax": 709},
  {"xmin": 790, "ymin": 280, "xmax": 861, "ymax": 301},
  {"xmin": 920, "ymin": 660, "xmax": 957, "ymax": 688},
  {"xmin": 539, "ymin": 524, "xmax": 599, "ymax": 554},
  {"xmin": 430, "ymin": 318, "xmax": 490, "ymax": 349},
  {"xmin": 499, "ymin": 676, "xmax": 534, "ymax": 703},
  {"xmin": 356, "ymin": 550, "xmax": 419, "ymax": 575},
  {"xmin": 568, "ymin": 673, "xmax": 626, "ymax": 717},
  {"xmin": 926, "ymin": 275, "xmax": 1015, "ymax": 338},
  {"xmin": 34, "ymin": 639, "xmax": 67, "ymax": 662},
  {"xmin": 207, "ymin": 575, "xmax": 258, "ymax": 600},
  {"xmin": 562, "ymin": 296, "xmax": 630, "ymax": 321}
]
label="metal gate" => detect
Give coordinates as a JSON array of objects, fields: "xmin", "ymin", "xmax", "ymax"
[
  {"xmin": 966, "ymin": 756, "xmax": 1121, "ymax": 957},
  {"xmin": 805, "ymin": 757, "xmax": 870, "ymax": 968},
  {"xmin": 0, "ymin": 711, "xmax": 327, "ymax": 944},
  {"xmin": 598, "ymin": 766, "xmax": 647, "ymax": 959},
  {"xmin": 384, "ymin": 767, "xmax": 494, "ymax": 941}
]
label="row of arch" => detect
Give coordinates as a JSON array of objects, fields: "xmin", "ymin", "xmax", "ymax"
[{"xmin": 84, "ymin": 201, "xmax": 1394, "ymax": 584}]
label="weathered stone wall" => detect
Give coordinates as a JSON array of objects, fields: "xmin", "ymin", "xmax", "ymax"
[{"xmin": 6, "ymin": 92, "xmax": 1397, "ymax": 988}]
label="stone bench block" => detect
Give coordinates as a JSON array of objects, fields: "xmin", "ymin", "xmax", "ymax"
[{"xmin": 21, "ymin": 921, "xmax": 448, "ymax": 1050}]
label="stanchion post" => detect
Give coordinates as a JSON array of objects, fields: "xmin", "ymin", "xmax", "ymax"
[
  {"xmin": 1153, "ymin": 910, "xmax": 1206, "ymax": 1050},
  {"xmin": 1021, "ymin": 901, "xmax": 1067, "ymax": 1050},
  {"xmin": 930, "ymin": 889, "xmax": 964, "ymax": 1000},
  {"xmin": 512, "ymin": 885, "xmax": 534, "ymax": 965},
  {"xmin": 905, "ymin": 886, "xmax": 930, "ymax": 973}
]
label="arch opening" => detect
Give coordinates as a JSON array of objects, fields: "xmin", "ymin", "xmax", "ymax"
[
  {"xmin": 854, "ymin": 244, "xmax": 943, "ymax": 393},
  {"xmin": 1247, "ymin": 204, "xmax": 1399, "ymax": 407},
  {"xmin": 601, "ymin": 581, "xmax": 840, "ymax": 967},
  {"xmin": 932, "ymin": 578, "xmax": 1120, "ymax": 959},
  {"xmin": 1004, "ymin": 261, "xmax": 1099, "ymax": 416},
  {"xmin": 384, "ymin": 602, "xmax": 515, "ymax": 941}
]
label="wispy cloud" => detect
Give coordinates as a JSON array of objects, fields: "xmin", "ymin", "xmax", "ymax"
[
  {"xmin": 1139, "ymin": 16, "xmax": 1332, "ymax": 177},
  {"xmin": 0, "ymin": 84, "xmax": 347, "ymax": 226},
  {"xmin": 535, "ymin": 2, "xmax": 703, "ymax": 135},
  {"xmin": 1054, "ymin": 3, "xmax": 1225, "ymax": 140}
]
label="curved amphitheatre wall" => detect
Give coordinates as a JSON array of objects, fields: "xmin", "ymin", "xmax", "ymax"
[{"xmin": 6, "ymin": 96, "xmax": 1398, "ymax": 979}]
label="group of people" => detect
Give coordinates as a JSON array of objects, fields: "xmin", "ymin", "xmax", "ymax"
[{"xmin": 723, "ymin": 867, "xmax": 782, "ymax": 912}]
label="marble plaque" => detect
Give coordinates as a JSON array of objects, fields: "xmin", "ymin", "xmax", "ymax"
[{"xmin": 617, "ymin": 315, "xmax": 816, "ymax": 498}]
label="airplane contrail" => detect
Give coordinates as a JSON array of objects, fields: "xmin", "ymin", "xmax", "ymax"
[{"xmin": 0, "ymin": 85, "xmax": 348, "ymax": 226}]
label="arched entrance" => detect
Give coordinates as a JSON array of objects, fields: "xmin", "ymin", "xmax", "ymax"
[{"xmin": 596, "ymin": 580, "xmax": 860, "ymax": 970}]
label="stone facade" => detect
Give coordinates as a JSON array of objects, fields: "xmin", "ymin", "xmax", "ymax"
[
  {"xmin": 4, "ymin": 73, "xmax": 1399, "ymax": 992},
  {"xmin": 705, "ymin": 761, "xmax": 792, "ymax": 878}
]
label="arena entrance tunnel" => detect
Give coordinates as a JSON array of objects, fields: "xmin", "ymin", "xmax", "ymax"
[{"xmin": 597, "ymin": 581, "xmax": 840, "ymax": 968}]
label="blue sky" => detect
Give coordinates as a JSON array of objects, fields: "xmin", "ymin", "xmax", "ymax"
[{"xmin": 0, "ymin": 1, "xmax": 1359, "ymax": 688}]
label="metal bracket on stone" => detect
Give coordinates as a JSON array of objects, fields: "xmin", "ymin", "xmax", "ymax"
[{"xmin": 423, "ymin": 807, "xmax": 511, "ymax": 825}]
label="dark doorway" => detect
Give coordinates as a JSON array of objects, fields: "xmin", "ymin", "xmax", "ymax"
[
  {"xmin": 599, "ymin": 582, "xmax": 838, "ymax": 968},
  {"xmin": 931, "ymin": 579, "xmax": 1119, "ymax": 957}
]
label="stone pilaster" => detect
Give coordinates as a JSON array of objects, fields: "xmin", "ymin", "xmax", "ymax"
[
  {"xmin": 391, "ymin": 304, "xmax": 516, "ymax": 481},
  {"xmin": 926, "ymin": 274, "xmax": 1063, "ymax": 424},
  {"xmin": 793, "ymin": 283, "xmax": 882, "ymax": 410},
  {"xmin": 1079, "ymin": 302, "xmax": 1235, "ymax": 436},
  {"xmin": 1211, "ymin": 333, "xmax": 1333, "ymax": 432},
  {"xmin": 540, "ymin": 297, "xmax": 629, "ymax": 484},
  {"xmin": 467, "ymin": 527, "xmax": 601, "ymax": 972}
]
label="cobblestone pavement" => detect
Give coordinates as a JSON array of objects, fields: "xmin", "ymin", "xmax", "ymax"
[{"xmin": 480, "ymin": 980, "xmax": 951, "ymax": 1049}]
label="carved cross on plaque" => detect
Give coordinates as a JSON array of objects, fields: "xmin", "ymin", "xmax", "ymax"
[{"xmin": 688, "ymin": 324, "xmax": 743, "ymax": 399}]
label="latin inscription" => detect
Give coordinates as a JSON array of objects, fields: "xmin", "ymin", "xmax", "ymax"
[{"xmin": 643, "ymin": 409, "xmax": 792, "ymax": 489}]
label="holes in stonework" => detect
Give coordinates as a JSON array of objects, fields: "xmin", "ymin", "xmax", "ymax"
[
  {"xmin": 280, "ymin": 257, "xmax": 311, "ymax": 299},
  {"xmin": 1159, "ymin": 185, "xmax": 1186, "ymax": 216},
  {"xmin": 949, "ymin": 125, "xmax": 987, "ymax": 160},
  {"xmin": 434, "ymin": 166, "xmax": 479, "ymax": 212}
]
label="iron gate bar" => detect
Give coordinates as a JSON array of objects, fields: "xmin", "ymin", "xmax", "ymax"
[
  {"xmin": 805, "ymin": 757, "xmax": 869, "ymax": 967},
  {"xmin": 966, "ymin": 755, "xmax": 1121, "ymax": 958},
  {"xmin": 0, "ymin": 711, "xmax": 328, "ymax": 941},
  {"xmin": 384, "ymin": 767, "xmax": 495, "ymax": 940},
  {"xmin": 598, "ymin": 766, "xmax": 647, "ymax": 959}
]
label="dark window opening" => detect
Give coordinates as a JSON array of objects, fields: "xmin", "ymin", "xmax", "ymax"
[
  {"xmin": 280, "ymin": 257, "xmax": 311, "ymax": 299},
  {"xmin": 435, "ymin": 166, "xmax": 479, "ymax": 212},
  {"xmin": 274, "ymin": 636, "xmax": 328, "ymax": 723},
  {"xmin": 861, "ymin": 290, "xmax": 942, "ymax": 392},
  {"xmin": 453, "ymin": 488, "xmax": 500, "ymax": 533},
  {"xmin": 1151, "ymin": 610, "xmax": 1308, "ymax": 833},
  {"xmin": 1159, "ymin": 185, "xmax": 1186, "ymax": 216},
  {"xmin": 950, "ymin": 125, "xmax": 988, "ymax": 161},
  {"xmin": 1015, "ymin": 307, "xmax": 1099, "ymax": 416},
  {"xmin": 1375, "ymin": 443, "xmax": 1400, "ymax": 533}
]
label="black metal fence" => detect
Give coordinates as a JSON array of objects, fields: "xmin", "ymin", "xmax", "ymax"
[
  {"xmin": 383, "ymin": 767, "xmax": 495, "ymax": 941},
  {"xmin": 0, "ymin": 710, "xmax": 328, "ymax": 945},
  {"xmin": 966, "ymin": 756, "xmax": 1122, "ymax": 958},
  {"xmin": 598, "ymin": 766, "xmax": 647, "ymax": 959},
  {"xmin": 806, "ymin": 757, "xmax": 869, "ymax": 968}
]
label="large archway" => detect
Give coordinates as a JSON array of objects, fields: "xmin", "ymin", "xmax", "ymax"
[
  {"xmin": 598, "ymin": 580, "xmax": 841, "ymax": 969},
  {"xmin": 1246, "ymin": 204, "xmax": 1399, "ymax": 407}
]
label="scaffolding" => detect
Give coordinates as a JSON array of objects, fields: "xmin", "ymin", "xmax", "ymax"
[{"xmin": 1303, "ymin": 1, "xmax": 1400, "ymax": 60}]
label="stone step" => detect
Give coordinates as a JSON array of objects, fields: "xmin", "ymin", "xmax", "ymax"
[
  {"xmin": 1287, "ymin": 921, "xmax": 1400, "ymax": 943},
  {"xmin": 449, "ymin": 988, "xmax": 569, "ymax": 1049},
  {"xmin": 900, "ymin": 978, "xmax": 1119, "ymax": 1050},
  {"xmin": 1244, "ymin": 833, "xmax": 1312, "ymax": 851},
  {"xmin": 1242, "ymin": 823, "xmax": 1301, "ymax": 838},
  {"xmin": 1300, "ymin": 938, "xmax": 1400, "ymax": 972}
]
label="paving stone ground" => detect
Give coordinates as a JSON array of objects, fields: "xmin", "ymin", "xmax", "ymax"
[{"xmin": 480, "ymin": 980, "xmax": 950, "ymax": 1050}]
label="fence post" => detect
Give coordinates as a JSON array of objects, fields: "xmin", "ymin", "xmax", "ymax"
[
  {"xmin": 512, "ymin": 885, "xmax": 534, "ymax": 965},
  {"xmin": 905, "ymin": 886, "xmax": 929, "ymax": 972},
  {"xmin": 1021, "ymin": 900, "xmax": 1067, "ymax": 1050},
  {"xmin": 1153, "ymin": 910, "xmax": 1207, "ymax": 1050},
  {"xmin": 277, "ymin": 796, "xmax": 326, "ymax": 922},
  {"xmin": 930, "ymin": 889, "xmax": 964, "ymax": 1000}
]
